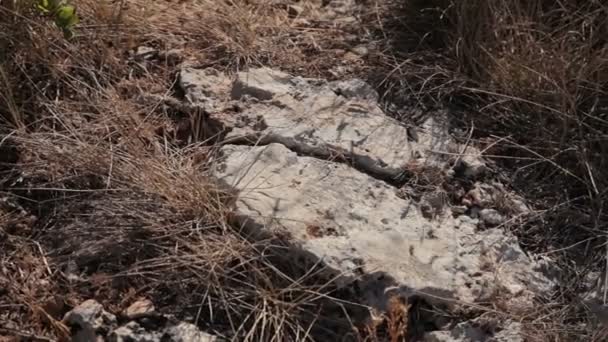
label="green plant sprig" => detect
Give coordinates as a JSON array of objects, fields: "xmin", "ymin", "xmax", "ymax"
[{"xmin": 36, "ymin": 0, "xmax": 78, "ymax": 38}]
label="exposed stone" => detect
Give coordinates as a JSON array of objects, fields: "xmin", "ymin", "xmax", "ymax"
[
  {"xmin": 463, "ymin": 182, "xmax": 529, "ymax": 216},
  {"xmin": 178, "ymin": 66, "xmax": 553, "ymax": 335},
  {"xmin": 63, "ymin": 299, "xmax": 117, "ymax": 342},
  {"xmin": 424, "ymin": 331, "xmax": 454, "ymax": 342},
  {"xmin": 166, "ymin": 322, "xmax": 219, "ymax": 342},
  {"xmin": 124, "ymin": 299, "xmax": 155, "ymax": 320},
  {"xmin": 462, "ymin": 183, "xmax": 494, "ymax": 208},
  {"xmin": 190, "ymin": 68, "xmax": 478, "ymax": 180},
  {"xmin": 466, "ymin": 229, "xmax": 552, "ymax": 299},
  {"xmin": 509, "ymin": 196, "xmax": 530, "ymax": 216},
  {"xmin": 110, "ymin": 321, "xmax": 219, "ymax": 342},
  {"xmin": 179, "ymin": 68, "xmax": 232, "ymax": 111},
  {"xmin": 63, "ymin": 299, "xmax": 221, "ymax": 342},
  {"xmin": 451, "ymin": 205, "xmax": 468, "ymax": 216},
  {"xmin": 479, "ymin": 209, "xmax": 505, "ymax": 226},
  {"xmin": 111, "ymin": 321, "xmax": 160, "ymax": 342},
  {"xmin": 213, "ymin": 143, "xmax": 552, "ymax": 307},
  {"xmin": 230, "ymin": 67, "xmax": 295, "ymax": 101},
  {"xmin": 492, "ymin": 321, "xmax": 524, "ymax": 342},
  {"xmin": 350, "ymin": 45, "xmax": 370, "ymax": 57},
  {"xmin": 424, "ymin": 320, "xmax": 523, "ymax": 342},
  {"xmin": 330, "ymin": 78, "xmax": 378, "ymax": 102},
  {"xmin": 458, "ymin": 153, "xmax": 488, "ymax": 179},
  {"xmin": 134, "ymin": 46, "xmax": 158, "ymax": 60},
  {"xmin": 423, "ymin": 323, "xmax": 486, "ymax": 342}
]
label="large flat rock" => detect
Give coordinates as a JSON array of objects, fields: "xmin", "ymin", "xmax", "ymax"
[
  {"xmin": 213, "ymin": 143, "xmax": 551, "ymax": 307},
  {"xmin": 181, "ymin": 66, "xmax": 552, "ymax": 316},
  {"xmin": 182, "ymin": 67, "xmax": 472, "ymax": 181}
]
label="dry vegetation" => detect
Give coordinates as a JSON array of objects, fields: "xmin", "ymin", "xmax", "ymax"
[
  {"xmin": 0, "ymin": 0, "xmax": 372, "ymax": 340},
  {"xmin": 1, "ymin": 0, "xmax": 608, "ymax": 341},
  {"xmin": 370, "ymin": 0, "xmax": 608, "ymax": 340}
]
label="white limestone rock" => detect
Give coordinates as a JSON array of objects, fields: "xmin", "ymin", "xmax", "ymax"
[
  {"xmin": 195, "ymin": 68, "xmax": 471, "ymax": 180},
  {"xmin": 63, "ymin": 299, "xmax": 117, "ymax": 342},
  {"xmin": 213, "ymin": 143, "xmax": 552, "ymax": 307}
]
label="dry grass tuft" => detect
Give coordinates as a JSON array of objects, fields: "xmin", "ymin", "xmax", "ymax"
[
  {"xmin": 0, "ymin": 72, "xmax": 353, "ymax": 340},
  {"xmin": 0, "ymin": 0, "xmax": 373, "ymax": 340},
  {"xmin": 5, "ymin": 0, "xmax": 606, "ymax": 339},
  {"xmin": 364, "ymin": 0, "xmax": 608, "ymax": 340}
]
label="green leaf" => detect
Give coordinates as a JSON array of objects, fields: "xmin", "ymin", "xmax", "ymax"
[
  {"xmin": 36, "ymin": 0, "xmax": 78, "ymax": 39},
  {"xmin": 55, "ymin": 5, "xmax": 79, "ymax": 29},
  {"xmin": 36, "ymin": 0, "xmax": 51, "ymax": 13}
]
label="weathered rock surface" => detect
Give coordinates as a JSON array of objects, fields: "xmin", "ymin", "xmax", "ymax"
[
  {"xmin": 479, "ymin": 208, "xmax": 504, "ymax": 226},
  {"xmin": 213, "ymin": 143, "xmax": 551, "ymax": 308},
  {"xmin": 182, "ymin": 67, "xmax": 470, "ymax": 181},
  {"xmin": 112, "ymin": 322, "xmax": 159, "ymax": 342},
  {"xmin": 181, "ymin": 66, "xmax": 552, "ymax": 339},
  {"xmin": 166, "ymin": 322, "xmax": 219, "ymax": 342},
  {"xmin": 63, "ymin": 300, "xmax": 220, "ymax": 342},
  {"xmin": 179, "ymin": 67, "xmax": 233, "ymax": 111},
  {"xmin": 424, "ymin": 319, "xmax": 523, "ymax": 342},
  {"xmin": 63, "ymin": 299, "xmax": 117, "ymax": 342},
  {"xmin": 111, "ymin": 321, "xmax": 218, "ymax": 342},
  {"xmin": 329, "ymin": 78, "xmax": 379, "ymax": 102},
  {"xmin": 123, "ymin": 299, "xmax": 155, "ymax": 320}
]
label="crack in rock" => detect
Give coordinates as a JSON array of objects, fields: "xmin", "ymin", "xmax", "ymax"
[
  {"xmin": 181, "ymin": 67, "xmax": 473, "ymax": 184},
  {"xmin": 211, "ymin": 143, "xmax": 553, "ymax": 310},
  {"xmin": 180, "ymin": 66, "xmax": 555, "ymax": 339}
]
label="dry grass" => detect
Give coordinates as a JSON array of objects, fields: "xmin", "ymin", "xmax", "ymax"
[
  {"xmin": 1, "ymin": 82, "xmax": 350, "ymax": 339},
  {"xmin": 364, "ymin": 0, "xmax": 608, "ymax": 340},
  {"xmin": 4, "ymin": 0, "xmax": 605, "ymax": 340},
  {"xmin": 0, "ymin": 0, "xmax": 376, "ymax": 340}
]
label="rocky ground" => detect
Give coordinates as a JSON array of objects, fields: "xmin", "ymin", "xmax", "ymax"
[
  {"xmin": 1, "ymin": 0, "xmax": 607, "ymax": 341},
  {"xmin": 22, "ymin": 66, "xmax": 559, "ymax": 341},
  {"xmin": 51, "ymin": 63, "xmax": 578, "ymax": 342},
  {"xmin": 196, "ymin": 67, "xmax": 554, "ymax": 340}
]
